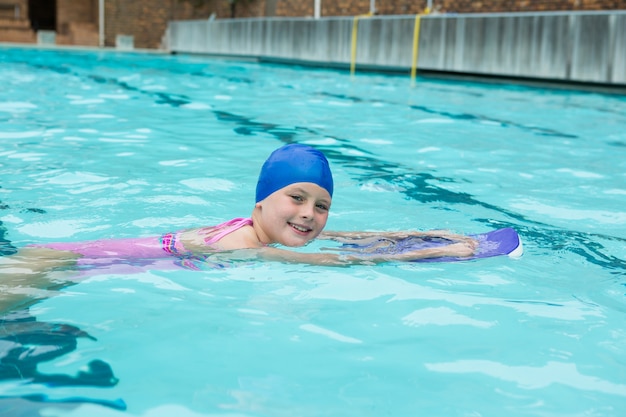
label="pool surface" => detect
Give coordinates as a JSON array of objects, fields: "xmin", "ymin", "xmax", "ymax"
[{"xmin": 1, "ymin": 46, "xmax": 626, "ymax": 417}]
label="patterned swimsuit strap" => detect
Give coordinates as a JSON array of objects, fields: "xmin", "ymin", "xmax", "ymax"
[{"xmin": 161, "ymin": 231, "xmax": 188, "ymax": 255}]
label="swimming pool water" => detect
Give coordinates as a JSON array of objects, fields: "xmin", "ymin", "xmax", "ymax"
[{"xmin": 1, "ymin": 46, "xmax": 626, "ymax": 417}]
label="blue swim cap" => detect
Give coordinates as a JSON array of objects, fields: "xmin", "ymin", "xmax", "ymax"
[{"xmin": 256, "ymin": 144, "xmax": 334, "ymax": 203}]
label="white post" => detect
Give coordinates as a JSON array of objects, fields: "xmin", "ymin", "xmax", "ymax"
[
  {"xmin": 370, "ymin": 0, "xmax": 375, "ymax": 14},
  {"xmin": 427, "ymin": 0, "xmax": 433, "ymax": 12},
  {"xmin": 99, "ymin": 0, "xmax": 105, "ymax": 47},
  {"xmin": 314, "ymin": 0, "xmax": 320, "ymax": 19}
]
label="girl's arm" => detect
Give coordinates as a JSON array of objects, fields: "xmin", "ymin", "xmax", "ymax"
[
  {"xmin": 318, "ymin": 229, "xmax": 473, "ymax": 243},
  {"xmin": 317, "ymin": 230, "xmax": 467, "ymax": 240},
  {"xmin": 225, "ymin": 239, "xmax": 476, "ymax": 266}
]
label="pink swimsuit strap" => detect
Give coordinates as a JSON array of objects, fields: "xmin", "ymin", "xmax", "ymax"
[
  {"xmin": 160, "ymin": 217, "xmax": 253, "ymax": 256},
  {"xmin": 202, "ymin": 217, "xmax": 253, "ymax": 246}
]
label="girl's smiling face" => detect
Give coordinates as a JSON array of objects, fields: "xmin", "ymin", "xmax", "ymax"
[{"xmin": 253, "ymin": 182, "xmax": 331, "ymax": 247}]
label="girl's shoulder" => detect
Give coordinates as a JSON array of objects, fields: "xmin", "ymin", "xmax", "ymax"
[{"xmin": 179, "ymin": 218, "xmax": 256, "ymax": 251}]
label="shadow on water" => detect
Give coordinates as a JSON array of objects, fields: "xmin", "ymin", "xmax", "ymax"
[
  {"xmin": 2, "ymin": 212, "xmax": 124, "ymax": 413},
  {"xmin": 0, "ymin": 309, "xmax": 125, "ymax": 414},
  {"xmin": 318, "ymin": 91, "xmax": 579, "ymax": 139},
  {"xmin": 0, "ymin": 224, "xmax": 17, "ymax": 257},
  {"xmin": 1, "ymin": 200, "xmax": 18, "ymax": 256},
  {"xmin": 1, "ymin": 200, "xmax": 44, "ymax": 256}
]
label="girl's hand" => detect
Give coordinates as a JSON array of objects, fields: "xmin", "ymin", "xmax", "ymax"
[
  {"xmin": 398, "ymin": 239, "xmax": 478, "ymax": 261},
  {"xmin": 441, "ymin": 240, "xmax": 477, "ymax": 257}
]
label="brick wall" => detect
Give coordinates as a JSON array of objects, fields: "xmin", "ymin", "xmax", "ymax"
[
  {"xmin": 0, "ymin": 0, "xmax": 28, "ymax": 19},
  {"xmin": 171, "ymin": 0, "xmax": 226, "ymax": 20},
  {"xmin": 0, "ymin": 0, "xmax": 34, "ymax": 43},
  {"xmin": 425, "ymin": 0, "xmax": 626, "ymax": 14},
  {"xmin": 273, "ymin": 0, "xmax": 626, "ymax": 17},
  {"xmin": 103, "ymin": 0, "xmax": 266, "ymax": 49},
  {"xmin": 56, "ymin": 0, "xmax": 98, "ymax": 46},
  {"xmin": 57, "ymin": 0, "xmax": 96, "ymax": 33},
  {"xmin": 274, "ymin": 0, "xmax": 314, "ymax": 16},
  {"xmin": 104, "ymin": 1, "xmax": 164, "ymax": 48},
  {"xmin": 166, "ymin": 0, "xmax": 266, "ymax": 21}
]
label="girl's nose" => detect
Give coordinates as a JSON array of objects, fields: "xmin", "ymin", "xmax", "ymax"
[{"xmin": 300, "ymin": 203, "xmax": 315, "ymax": 219}]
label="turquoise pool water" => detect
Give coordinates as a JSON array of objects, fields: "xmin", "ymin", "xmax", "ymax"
[{"xmin": 1, "ymin": 46, "xmax": 625, "ymax": 417}]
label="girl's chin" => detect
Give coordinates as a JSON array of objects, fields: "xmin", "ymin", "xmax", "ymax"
[
  {"xmin": 280, "ymin": 235, "xmax": 315, "ymax": 247},
  {"xmin": 280, "ymin": 240, "xmax": 310, "ymax": 248}
]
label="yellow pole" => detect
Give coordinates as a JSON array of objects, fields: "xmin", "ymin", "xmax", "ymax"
[
  {"xmin": 410, "ymin": 14, "xmax": 422, "ymax": 87},
  {"xmin": 350, "ymin": 12, "xmax": 373, "ymax": 77},
  {"xmin": 350, "ymin": 16, "xmax": 359, "ymax": 76}
]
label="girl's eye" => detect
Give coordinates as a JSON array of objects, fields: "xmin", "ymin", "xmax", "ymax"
[
  {"xmin": 290, "ymin": 195, "xmax": 303, "ymax": 202},
  {"xmin": 316, "ymin": 203, "xmax": 329, "ymax": 211}
]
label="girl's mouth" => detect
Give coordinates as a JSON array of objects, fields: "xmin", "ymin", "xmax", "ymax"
[{"xmin": 289, "ymin": 222, "xmax": 312, "ymax": 234}]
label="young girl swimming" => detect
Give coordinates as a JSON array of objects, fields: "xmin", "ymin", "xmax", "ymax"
[
  {"xmin": 8, "ymin": 144, "xmax": 475, "ymax": 268},
  {"xmin": 1, "ymin": 144, "xmax": 476, "ymax": 311}
]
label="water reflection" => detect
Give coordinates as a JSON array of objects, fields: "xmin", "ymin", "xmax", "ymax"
[{"xmin": 0, "ymin": 309, "xmax": 125, "ymax": 412}]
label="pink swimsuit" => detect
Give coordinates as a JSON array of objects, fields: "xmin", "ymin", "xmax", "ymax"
[
  {"xmin": 160, "ymin": 218, "xmax": 252, "ymax": 257},
  {"xmin": 32, "ymin": 218, "xmax": 253, "ymax": 269}
]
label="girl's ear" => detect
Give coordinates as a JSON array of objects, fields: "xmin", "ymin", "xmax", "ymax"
[{"xmin": 255, "ymin": 202, "xmax": 262, "ymax": 209}]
